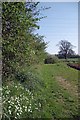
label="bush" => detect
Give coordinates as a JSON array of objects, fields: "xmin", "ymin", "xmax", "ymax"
[
  {"xmin": 14, "ymin": 71, "xmax": 45, "ymax": 92},
  {"xmin": 44, "ymin": 55, "xmax": 59, "ymax": 64}
]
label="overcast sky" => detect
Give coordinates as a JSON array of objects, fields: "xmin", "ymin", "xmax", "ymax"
[{"xmin": 37, "ymin": 2, "xmax": 78, "ymax": 54}]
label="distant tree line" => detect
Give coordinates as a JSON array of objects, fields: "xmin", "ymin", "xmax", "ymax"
[{"xmin": 55, "ymin": 54, "xmax": 80, "ymax": 59}]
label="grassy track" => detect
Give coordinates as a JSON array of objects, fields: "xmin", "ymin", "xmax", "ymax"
[{"xmin": 31, "ymin": 63, "xmax": 79, "ymax": 119}]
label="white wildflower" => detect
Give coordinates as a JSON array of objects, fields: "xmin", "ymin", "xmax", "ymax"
[
  {"xmin": 39, "ymin": 103, "xmax": 41, "ymax": 107},
  {"xmin": 17, "ymin": 112, "xmax": 20, "ymax": 116},
  {"xmin": 9, "ymin": 110, "xmax": 11, "ymax": 114}
]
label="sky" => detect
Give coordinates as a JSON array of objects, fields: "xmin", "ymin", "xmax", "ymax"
[
  {"xmin": 36, "ymin": 0, "xmax": 79, "ymax": 2},
  {"xmin": 36, "ymin": 2, "xmax": 78, "ymax": 55}
]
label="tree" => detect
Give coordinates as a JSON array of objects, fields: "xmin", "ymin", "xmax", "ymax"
[{"xmin": 57, "ymin": 40, "xmax": 75, "ymax": 59}]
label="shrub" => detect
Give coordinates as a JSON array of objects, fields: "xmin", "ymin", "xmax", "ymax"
[
  {"xmin": 44, "ymin": 55, "xmax": 59, "ymax": 64},
  {"xmin": 15, "ymin": 71, "xmax": 45, "ymax": 92}
]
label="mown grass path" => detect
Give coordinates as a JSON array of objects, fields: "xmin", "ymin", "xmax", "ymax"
[{"xmin": 32, "ymin": 63, "xmax": 79, "ymax": 119}]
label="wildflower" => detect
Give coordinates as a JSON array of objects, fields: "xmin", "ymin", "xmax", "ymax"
[
  {"xmin": 8, "ymin": 106, "xmax": 11, "ymax": 109},
  {"xmin": 39, "ymin": 103, "xmax": 41, "ymax": 107},
  {"xmin": 17, "ymin": 112, "xmax": 20, "ymax": 116},
  {"xmin": 9, "ymin": 110, "xmax": 11, "ymax": 114}
]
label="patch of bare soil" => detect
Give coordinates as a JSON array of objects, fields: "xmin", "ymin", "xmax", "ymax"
[{"xmin": 55, "ymin": 76, "xmax": 78, "ymax": 96}]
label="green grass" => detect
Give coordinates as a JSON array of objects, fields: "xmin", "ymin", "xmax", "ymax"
[
  {"xmin": 30, "ymin": 62, "xmax": 79, "ymax": 119},
  {"xmin": 3, "ymin": 62, "xmax": 79, "ymax": 119}
]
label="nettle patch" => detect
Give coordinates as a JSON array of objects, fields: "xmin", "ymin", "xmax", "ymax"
[{"xmin": 2, "ymin": 82, "xmax": 42, "ymax": 119}]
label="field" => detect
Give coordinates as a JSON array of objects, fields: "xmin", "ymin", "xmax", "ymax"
[
  {"xmin": 30, "ymin": 62, "xmax": 79, "ymax": 119},
  {"xmin": 59, "ymin": 58, "xmax": 78, "ymax": 63}
]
